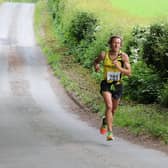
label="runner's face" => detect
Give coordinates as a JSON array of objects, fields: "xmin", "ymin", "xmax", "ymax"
[{"xmin": 110, "ymin": 38, "xmax": 121, "ymax": 52}]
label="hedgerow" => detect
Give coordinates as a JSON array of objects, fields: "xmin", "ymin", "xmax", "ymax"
[
  {"xmin": 142, "ymin": 23, "xmax": 168, "ymax": 79},
  {"xmin": 47, "ymin": 0, "xmax": 168, "ymax": 106}
]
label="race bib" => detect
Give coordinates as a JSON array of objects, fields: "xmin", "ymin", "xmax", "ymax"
[{"xmin": 107, "ymin": 72, "xmax": 121, "ymax": 82}]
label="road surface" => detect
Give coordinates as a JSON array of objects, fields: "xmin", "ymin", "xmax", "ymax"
[{"xmin": 0, "ymin": 2, "xmax": 168, "ymax": 168}]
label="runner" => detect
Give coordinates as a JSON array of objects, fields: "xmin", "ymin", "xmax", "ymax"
[{"xmin": 94, "ymin": 35, "xmax": 131, "ymax": 141}]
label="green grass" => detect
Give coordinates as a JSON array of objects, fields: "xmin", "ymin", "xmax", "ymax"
[
  {"xmin": 50, "ymin": 0, "xmax": 168, "ymax": 45},
  {"xmin": 115, "ymin": 104, "xmax": 168, "ymax": 143},
  {"xmin": 109, "ymin": 0, "xmax": 168, "ymax": 18},
  {"xmin": 73, "ymin": 0, "xmax": 168, "ymax": 28},
  {"xmin": 58, "ymin": 0, "xmax": 153, "ymax": 37}
]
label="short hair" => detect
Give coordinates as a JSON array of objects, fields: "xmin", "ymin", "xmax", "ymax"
[{"xmin": 108, "ymin": 35, "xmax": 122, "ymax": 46}]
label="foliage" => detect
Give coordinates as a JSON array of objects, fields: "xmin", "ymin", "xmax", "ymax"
[
  {"xmin": 48, "ymin": 0, "xmax": 63, "ymax": 25},
  {"xmin": 66, "ymin": 11, "xmax": 98, "ymax": 45},
  {"xmin": 160, "ymin": 81, "xmax": 168, "ymax": 107},
  {"xmin": 125, "ymin": 24, "xmax": 168, "ymax": 105},
  {"xmin": 81, "ymin": 38, "xmax": 107, "ymax": 68},
  {"xmin": 46, "ymin": 0, "xmax": 168, "ymax": 107},
  {"xmin": 142, "ymin": 23, "xmax": 168, "ymax": 79},
  {"xmin": 123, "ymin": 61, "xmax": 161, "ymax": 103},
  {"xmin": 125, "ymin": 25, "xmax": 149, "ymax": 63},
  {"xmin": 62, "ymin": 11, "xmax": 100, "ymax": 67},
  {"xmin": 115, "ymin": 104, "xmax": 168, "ymax": 144}
]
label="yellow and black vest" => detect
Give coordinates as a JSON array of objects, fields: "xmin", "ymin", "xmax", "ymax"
[{"xmin": 103, "ymin": 51, "xmax": 124, "ymax": 84}]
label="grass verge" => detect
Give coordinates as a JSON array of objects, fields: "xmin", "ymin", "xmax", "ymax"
[
  {"xmin": 115, "ymin": 103, "xmax": 168, "ymax": 144},
  {"xmin": 34, "ymin": 0, "xmax": 168, "ymax": 144}
]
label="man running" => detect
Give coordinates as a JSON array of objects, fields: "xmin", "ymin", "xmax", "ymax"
[{"xmin": 94, "ymin": 35, "xmax": 131, "ymax": 140}]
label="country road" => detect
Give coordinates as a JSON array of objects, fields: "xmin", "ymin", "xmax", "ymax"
[{"xmin": 0, "ymin": 2, "xmax": 168, "ymax": 168}]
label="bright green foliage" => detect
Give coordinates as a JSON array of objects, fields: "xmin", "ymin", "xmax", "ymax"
[
  {"xmin": 82, "ymin": 39, "xmax": 107, "ymax": 68},
  {"xmin": 48, "ymin": 0, "xmax": 63, "ymax": 24}
]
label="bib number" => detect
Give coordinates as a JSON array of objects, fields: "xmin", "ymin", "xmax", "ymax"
[{"xmin": 107, "ymin": 72, "xmax": 120, "ymax": 82}]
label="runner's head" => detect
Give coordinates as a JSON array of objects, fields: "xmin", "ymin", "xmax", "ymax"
[{"xmin": 108, "ymin": 35, "xmax": 122, "ymax": 52}]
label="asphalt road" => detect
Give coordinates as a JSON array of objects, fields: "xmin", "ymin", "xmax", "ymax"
[{"xmin": 0, "ymin": 2, "xmax": 168, "ymax": 168}]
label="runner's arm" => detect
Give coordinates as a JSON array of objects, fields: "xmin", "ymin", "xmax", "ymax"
[
  {"xmin": 113, "ymin": 53, "xmax": 131, "ymax": 76},
  {"xmin": 93, "ymin": 51, "xmax": 105, "ymax": 72}
]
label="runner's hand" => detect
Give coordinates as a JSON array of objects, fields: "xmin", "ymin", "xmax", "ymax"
[
  {"xmin": 113, "ymin": 60, "xmax": 120, "ymax": 69},
  {"xmin": 95, "ymin": 64, "xmax": 100, "ymax": 72}
]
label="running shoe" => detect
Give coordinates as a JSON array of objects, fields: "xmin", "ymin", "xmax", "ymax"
[
  {"xmin": 100, "ymin": 116, "xmax": 107, "ymax": 135},
  {"xmin": 106, "ymin": 131, "xmax": 114, "ymax": 141}
]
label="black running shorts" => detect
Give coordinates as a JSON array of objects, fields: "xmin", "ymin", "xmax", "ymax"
[{"xmin": 100, "ymin": 80, "xmax": 123, "ymax": 100}]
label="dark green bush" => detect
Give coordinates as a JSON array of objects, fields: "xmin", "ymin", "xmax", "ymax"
[
  {"xmin": 124, "ymin": 24, "xmax": 168, "ymax": 105},
  {"xmin": 66, "ymin": 12, "xmax": 97, "ymax": 45},
  {"xmin": 160, "ymin": 81, "xmax": 168, "ymax": 107},
  {"xmin": 125, "ymin": 25, "xmax": 149, "ymax": 63},
  {"xmin": 142, "ymin": 23, "xmax": 168, "ymax": 79},
  {"xmin": 62, "ymin": 11, "xmax": 99, "ymax": 66},
  {"xmin": 123, "ymin": 61, "xmax": 161, "ymax": 103}
]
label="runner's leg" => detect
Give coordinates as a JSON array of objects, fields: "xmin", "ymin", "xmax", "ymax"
[
  {"xmin": 102, "ymin": 91, "xmax": 113, "ymax": 132},
  {"xmin": 112, "ymin": 98, "xmax": 120, "ymax": 115}
]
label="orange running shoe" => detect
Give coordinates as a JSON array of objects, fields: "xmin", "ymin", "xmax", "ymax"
[{"xmin": 100, "ymin": 116, "xmax": 107, "ymax": 135}]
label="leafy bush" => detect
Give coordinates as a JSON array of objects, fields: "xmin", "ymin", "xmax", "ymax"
[
  {"xmin": 48, "ymin": 0, "xmax": 64, "ymax": 24},
  {"xmin": 124, "ymin": 24, "xmax": 168, "ymax": 105},
  {"xmin": 66, "ymin": 11, "xmax": 98, "ymax": 45},
  {"xmin": 82, "ymin": 38, "xmax": 107, "ymax": 68},
  {"xmin": 125, "ymin": 25, "xmax": 149, "ymax": 63},
  {"xmin": 123, "ymin": 61, "xmax": 161, "ymax": 103},
  {"xmin": 160, "ymin": 81, "xmax": 168, "ymax": 107},
  {"xmin": 61, "ymin": 11, "xmax": 99, "ymax": 66},
  {"xmin": 142, "ymin": 23, "xmax": 168, "ymax": 79}
]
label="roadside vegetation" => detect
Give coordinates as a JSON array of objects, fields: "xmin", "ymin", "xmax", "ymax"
[{"xmin": 34, "ymin": 0, "xmax": 168, "ymax": 144}]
